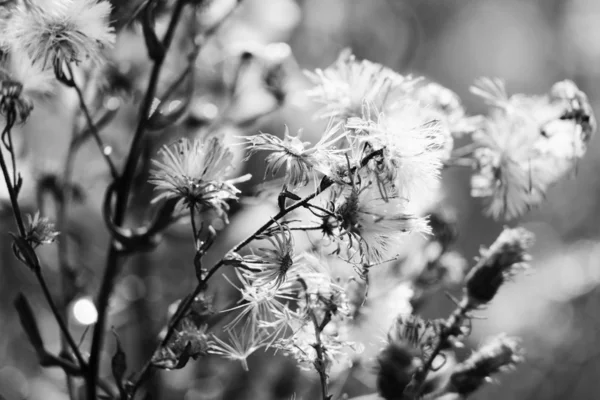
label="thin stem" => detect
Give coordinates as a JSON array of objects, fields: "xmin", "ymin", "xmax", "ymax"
[
  {"xmin": 309, "ymin": 310, "xmax": 330, "ymax": 400},
  {"xmin": 36, "ymin": 269, "xmax": 87, "ymax": 368},
  {"xmin": 298, "ymin": 277, "xmax": 330, "ymax": 400},
  {"xmin": 190, "ymin": 205, "xmax": 199, "ymax": 248},
  {"xmin": 6, "ymin": 125, "xmax": 18, "ymax": 192},
  {"xmin": 0, "ymin": 122, "xmax": 25, "ymax": 235},
  {"xmin": 57, "ymin": 131, "xmax": 78, "ymax": 400},
  {"xmin": 67, "ymin": 63, "xmax": 119, "ymax": 180},
  {"xmin": 87, "ymin": 2, "xmax": 188, "ymax": 398},
  {"xmin": 57, "ymin": 137, "xmax": 78, "ymax": 306},
  {"xmin": 288, "ymin": 225, "xmax": 324, "ymax": 232}
]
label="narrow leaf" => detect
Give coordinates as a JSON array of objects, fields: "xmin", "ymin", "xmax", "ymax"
[{"xmin": 14, "ymin": 293, "xmax": 45, "ymax": 357}]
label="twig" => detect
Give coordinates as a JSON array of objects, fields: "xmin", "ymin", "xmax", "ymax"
[
  {"xmin": 36, "ymin": 269, "xmax": 88, "ymax": 369},
  {"xmin": 86, "ymin": 1, "xmax": 188, "ymax": 398},
  {"xmin": 67, "ymin": 63, "xmax": 119, "ymax": 180}
]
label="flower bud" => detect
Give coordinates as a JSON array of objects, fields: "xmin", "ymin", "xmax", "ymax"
[
  {"xmin": 465, "ymin": 227, "xmax": 533, "ymax": 307},
  {"xmin": 448, "ymin": 335, "xmax": 522, "ymax": 396},
  {"xmin": 0, "ymin": 80, "xmax": 32, "ymax": 122},
  {"xmin": 377, "ymin": 342, "xmax": 420, "ymax": 400}
]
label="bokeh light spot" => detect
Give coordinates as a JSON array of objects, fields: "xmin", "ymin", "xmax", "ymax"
[{"xmin": 72, "ymin": 297, "xmax": 98, "ymax": 325}]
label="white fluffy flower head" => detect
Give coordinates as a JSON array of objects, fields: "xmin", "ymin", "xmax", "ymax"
[
  {"xmin": 305, "ymin": 49, "xmax": 420, "ymax": 120},
  {"xmin": 149, "ymin": 137, "xmax": 249, "ymax": 219},
  {"xmin": 2, "ymin": 0, "xmax": 115, "ymax": 73},
  {"xmin": 470, "ymin": 78, "xmax": 595, "ymax": 220}
]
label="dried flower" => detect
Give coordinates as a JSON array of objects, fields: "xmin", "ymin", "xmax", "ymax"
[
  {"xmin": 149, "ymin": 137, "xmax": 249, "ymax": 220},
  {"xmin": 300, "ymin": 253, "xmax": 351, "ymax": 318},
  {"xmin": 171, "ymin": 323, "xmax": 209, "ymax": 357},
  {"xmin": 549, "ymin": 79, "xmax": 596, "ymax": 144},
  {"xmin": 242, "ymin": 123, "xmax": 345, "ymax": 188},
  {"xmin": 413, "ymin": 82, "xmax": 477, "ymax": 137},
  {"xmin": 376, "ymin": 342, "xmax": 420, "ymax": 400},
  {"xmin": 208, "ymin": 323, "xmax": 268, "ymax": 371},
  {"xmin": 223, "ymin": 269, "xmax": 297, "ymax": 331},
  {"xmin": 376, "ymin": 314, "xmax": 442, "ymax": 399},
  {"xmin": 387, "ymin": 314, "xmax": 441, "ymax": 361},
  {"xmin": 346, "ymin": 103, "xmax": 445, "ymax": 201},
  {"xmin": 2, "ymin": 0, "xmax": 115, "ymax": 76},
  {"xmin": 470, "ymin": 78, "xmax": 595, "ymax": 220},
  {"xmin": 326, "ymin": 180, "xmax": 431, "ymax": 264},
  {"xmin": 243, "ymin": 224, "xmax": 302, "ymax": 289},
  {"xmin": 305, "ymin": 49, "xmax": 419, "ymax": 120},
  {"xmin": 448, "ymin": 335, "xmax": 523, "ymax": 396},
  {"xmin": 273, "ymin": 319, "xmax": 357, "ymax": 372},
  {"xmin": 25, "ymin": 211, "xmax": 59, "ymax": 246},
  {"xmin": 465, "ymin": 227, "xmax": 533, "ymax": 307},
  {"xmin": 0, "ymin": 51, "xmax": 54, "ymax": 122}
]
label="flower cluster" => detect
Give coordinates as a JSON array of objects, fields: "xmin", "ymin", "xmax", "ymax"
[
  {"xmin": 322, "ymin": 178, "xmax": 431, "ymax": 264},
  {"xmin": 242, "ymin": 50, "xmax": 468, "ymax": 264}
]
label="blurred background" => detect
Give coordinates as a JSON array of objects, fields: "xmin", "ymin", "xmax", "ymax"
[{"xmin": 2, "ymin": 0, "xmax": 600, "ymax": 399}]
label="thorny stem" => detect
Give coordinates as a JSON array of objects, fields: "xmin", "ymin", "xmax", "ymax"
[
  {"xmin": 406, "ymin": 297, "xmax": 471, "ymax": 399},
  {"xmin": 130, "ymin": 181, "xmax": 334, "ymax": 396},
  {"xmin": 67, "ymin": 63, "xmax": 119, "ymax": 180},
  {"xmin": 87, "ymin": 1, "xmax": 188, "ymax": 398}
]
